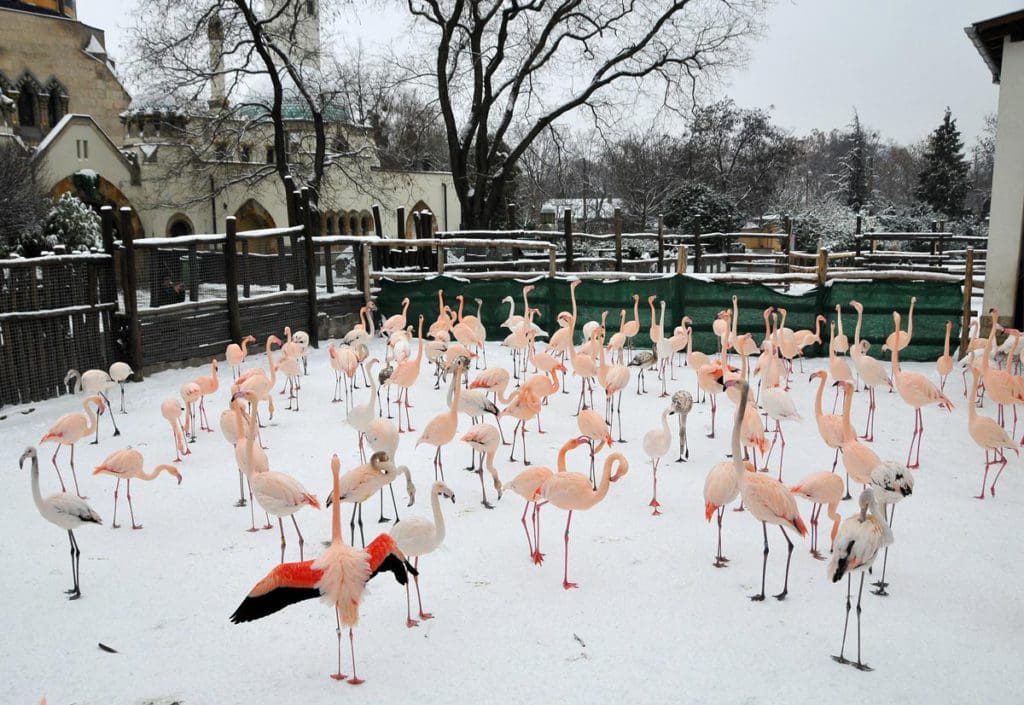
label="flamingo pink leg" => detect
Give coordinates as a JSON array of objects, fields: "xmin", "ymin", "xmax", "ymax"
[
  {"xmin": 562, "ymin": 510, "xmax": 578, "ymax": 590},
  {"xmin": 413, "ymin": 557, "xmax": 432, "ymax": 621}
]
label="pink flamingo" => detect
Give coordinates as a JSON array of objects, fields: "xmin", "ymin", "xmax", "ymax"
[
  {"xmin": 703, "ymin": 457, "xmax": 752, "ymax": 567},
  {"xmin": 461, "ymin": 423, "xmax": 503, "ymax": 508},
  {"xmin": 828, "ymin": 322, "xmax": 854, "ymax": 411},
  {"xmin": 968, "ymin": 366, "xmax": 1020, "ymax": 499},
  {"xmin": 179, "ymin": 381, "xmax": 202, "ymax": 443},
  {"xmin": 577, "ymin": 406, "xmax": 612, "ymax": 488},
  {"xmin": 500, "ymin": 384, "xmax": 543, "ymax": 464},
  {"xmin": 568, "ymin": 324, "xmax": 599, "ymax": 414},
  {"xmin": 838, "ymin": 381, "xmax": 880, "ymax": 499},
  {"xmin": 505, "ymin": 437, "xmax": 579, "ymax": 564},
  {"xmin": 230, "ymin": 454, "xmax": 414, "ymax": 685},
  {"xmin": 728, "ymin": 379, "xmax": 807, "ymax": 601},
  {"xmin": 621, "ymin": 294, "xmax": 641, "ymax": 354},
  {"xmin": 809, "ymin": 370, "xmax": 845, "ymax": 471},
  {"xmin": 848, "ymin": 300, "xmax": 891, "ymax": 440},
  {"xmin": 39, "ymin": 394, "xmax": 104, "ymax": 497},
  {"xmin": 161, "ymin": 397, "xmax": 189, "ymax": 462},
  {"xmin": 596, "ymin": 328, "xmax": 630, "ymax": 442},
  {"xmin": 226, "ymin": 334, "xmax": 256, "ymax": 379},
  {"xmin": 789, "ymin": 472, "xmax": 843, "ymax": 559},
  {"xmin": 936, "ymin": 321, "xmax": 954, "ymax": 391},
  {"xmin": 381, "ymin": 297, "xmax": 410, "ymax": 337},
  {"xmin": 981, "ymin": 309, "xmax": 1024, "ymax": 431},
  {"xmin": 92, "ymin": 448, "xmax": 182, "ymax": 529},
  {"xmin": 386, "ymin": 316, "xmax": 425, "ymax": 432},
  {"xmin": 539, "ymin": 444, "xmax": 629, "ymax": 589},
  {"xmin": 882, "ymin": 296, "xmax": 915, "ymax": 352},
  {"xmin": 890, "ymin": 311, "xmax": 953, "ymax": 468},
  {"xmin": 191, "ymin": 359, "xmax": 219, "ymax": 432},
  {"xmin": 416, "ymin": 357, "xmax": 465, "ymax": 480}
]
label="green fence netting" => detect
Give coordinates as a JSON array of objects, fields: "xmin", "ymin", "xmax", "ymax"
[{"xmin": 376, "ymin": 275, "xmax": 962, "ymax": 362}]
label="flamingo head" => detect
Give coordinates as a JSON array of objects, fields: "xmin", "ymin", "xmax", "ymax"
[
  {"xmin": 571, "ymin": 279, "xmax": 581, "ymax": 289},
  {"xmin": 268, "ymin": 335, "xmax": 283, "ymax": 347},
  {"xmin": 456, "ymin": 294, "xmax": 463, "ymax": 302},
  {"xmin": 850, "ymin": 300, "xmax": 862, "ymax": 313},
  {"xmin": 524, "ymin": 285, "xmax": 535, "ymax": 294},
  {"xmin": 433, "ymin": 482, "xmax": 456, "ymax": 504},
  {"xmin": 556, "ymin": 363, "xmax": 568, "ymax": 374},
  {"xmin": 648, "ymin": 295, "xmax": 656, "ymax": 304},
  {"xmin": 808, "ymin": 370, "xmax": 827, "ymax": 383},
  {"xmin": 19, "ymin": 446, "xmax": 36, "ymax": 469},
  {"xmin": 243, "ymin": 335, "xmax": 256, "ymax": 345},
  {"xmin": 501, "ymin": 296, "xmax": 513, "ymax": 304}
]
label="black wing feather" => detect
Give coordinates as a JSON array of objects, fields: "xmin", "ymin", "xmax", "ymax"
[{"xmin": 230, "ymin": 587, "xmax": 321, "ymax": 624}]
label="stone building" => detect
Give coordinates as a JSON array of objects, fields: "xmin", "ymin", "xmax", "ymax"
[{"xmin": 0, "ymin": 0, "xmax": 459, "ymax": 241}]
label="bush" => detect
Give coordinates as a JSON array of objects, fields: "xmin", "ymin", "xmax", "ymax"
[
  {"xmin": 43, "ymin": 192, "xmax": 102, "ymax": 252},
  {"xmin": 663, "ymin": 182, "xmax": 741, "ymax": 234},
  {"xmin": 0, "ymin": 142, "xmax": 49, "ymax": 257}
]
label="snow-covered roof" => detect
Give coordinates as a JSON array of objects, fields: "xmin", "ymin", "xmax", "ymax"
[
  {"xmin": 541, "ymin": 198, "xmax": 623, "ymax": 220},
  {"xmin": 83, "ymin": 34, "xmax": 106, "ymax": 58}
]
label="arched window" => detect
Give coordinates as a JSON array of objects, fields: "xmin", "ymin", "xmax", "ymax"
[
  {"xmin": 48, "ymin": 90, "xmax": 63, "ymax": 127},
  {"xmin": 17, "ymin": 85, "xmax": 37, "ymax": 127},
  {"xmin": 166, "ymin": 214, "xmax": 195, "ymax": 237}
]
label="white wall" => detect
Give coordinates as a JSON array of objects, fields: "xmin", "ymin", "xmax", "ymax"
[{"xmin": 985, "ymin": 35, "xmax": 1024, "ymax": 326}]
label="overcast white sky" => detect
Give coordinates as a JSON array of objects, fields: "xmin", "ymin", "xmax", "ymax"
[{"xmin": 79, "ymin": 0, "xmax": 1015, "ymax": 145}]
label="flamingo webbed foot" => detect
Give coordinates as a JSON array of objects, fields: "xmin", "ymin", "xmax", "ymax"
[
  {"xmin": 234, "ymin": 499, "xmax": 247, "ymax": 507},
  {"xmin": 773, "ymin": 590, "xmax": 788, "ymax": 601},
  {"xmin": 67, "ymin": 590, "xmax": 81, "ymax": 600},
  {"xmin": 111, "ymin": 522, "xmax": 120, "ymax": 529},
  {"xmin": 562, "ymin": 580, "xmax": 578, "ymax": 590},
  {"xmin": 347, "ymin": 677, "xmax": 365, "ymax": 685},
  {"xmin": 418, "ymin": 611, "xmax": 434, "ymax": 621},
  {"xmin": 749, "ymin": 593, "xmax": 765, "ymax": 601},
  {"xmin": 406, "ymin": 618, "xmax": 419, "ymax": 628},
  {"xmin": 132, "ymin": 524, "xmax": 143, "ymax": 530},
  {"xmin": 330, "ymin": 673, "xmax": 347, "ymax": 681}
]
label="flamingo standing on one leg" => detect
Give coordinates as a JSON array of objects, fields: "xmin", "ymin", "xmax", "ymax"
[
  {"xmin": 230, "ymin": 454, "xmax": 415, "ymax": 685},
  {"xmin": 108, "ymin": 362, "xmax": 133, "ymax": 413},
  {"xmin": 389, "ymin": 481, "xmax": 455, "ymax": 627},
  {"xmin": 19, "ymin": 447, "xmax": 102, "ymax": 599},
  {"xmin": 828, "ymin": 488, "xmax": 893, "ymax": 672},
  {"xmin": 226, "ymin": 334, "xmax": 256, "ymax": 379},
  {"xmin": 642, "ymin": 405, "xmax": 675, "ymax": 515},
  {"xmin": 728, "ymin": 380, "xmax": 807, "ymax": 601},
  {"xmin": 191, "ymin": 359, "xmax": 219, "ymax": 431},
  {"xmin": 39, "ymin": 395, "xmax": 104, "ymax": 497},
  {"xmin": 890, "ymin": 311, "xmax": 953, "ymax": 468},
  {"xmin": 92, "ymin": 448, "xmax": 182, "ymax": 529},
  {"xmin": 868, "ymin": 460, "xmax": 914, "ymax": 596},
  {"xmin": 539, "ymin": 446, "xmax": 629, "ymax": 589},
  {"xmin": 703, "ymin": 457, "xmax": 753, "ymax": 567},
  {"xmin": 671, "ymin": 391, "xmax": 694, "ymax": 462},
  {"xmin": 161, "ymin": 398, "xmax": 190, "ymax": 463},
  {"xmin": 789, "ymin": 472, "xmax": 843, "ymax": 559}
]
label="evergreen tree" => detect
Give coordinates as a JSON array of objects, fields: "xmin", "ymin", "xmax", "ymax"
[
  {"xmin": 839, "ymin": 111, "xmax": 871, "ymax": 209},
  {"xmin": 915, "ymin": 108, "xmax": 970, "ymax": 218}
]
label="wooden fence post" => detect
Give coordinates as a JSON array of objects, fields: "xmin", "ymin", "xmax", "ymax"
[
  {"xmin": 187, "ymin": 243, "xmax": 199, "ymax": 302},
  {"xmin": 694, "ymin": 232, "xmax": 703, "ymax": 273},
  {"xmin": 284, "ymin": 175, "xmax": 297, "ymax": 226},
  {"xmin": 361, "ymin": 241, "xmax": 372, "ymax": 305},
  {"xmin": 396, "ymin": 207, "xmax": 406, "ymax": 239},
  {"xmin": 224, "ymin": 216, "xmax": 241, "ymax": 345},
  {"xmin": 784, "ymin": 215, "xmax": 794, "ymax": 253},
  {"xmin": 855, "ymin": 215, "xmax": 863, "ymax": 260},
  {"xmin": 614, "ymin": 207, "xmax": 622, "ymax": 270},
  {"xmin": 507, "ymin": 202, "xmax": 517, "ymax": 230},
  {"xmin": 816, "ymin": 246, "xmax": 829, "ymax": 286},
  {"xmin": 302, "ymin": 189, "xmax": 319, "ymax": 347},
  {"xmin": 676, "ymin": 245, "xmax": 688, "ymax": 274},
  {"xmin": 437, "ymin": 241, "xmax": 446, "ymax": 274},
  {"xmin": 372, "ymin": 204, "xmax": 384, "ymax": 237},
  {"xmin": 323, "ymin": 243, "xmax": 334, "ymax": 293},
  {"xmin": 960, "ymin": 247, "xmax": 974, "ymax": 355},
  {"xmin": 291, "ymin": 189, "xmax": 304, "ymax": 288},
  {"xmin": 657, "ymin": 214, "xmax": 665, "ymax": 272},
  {"xmin": 120, "ymin": 207, "xmax": 143, "ymax": 381},
  {"xmin": 563, "ymin": 209, "xmax": 574, "ymax": 272},
  {"xmin": 241, "ymin": 239, "xmax": 251, "ymax": 298},
  {"xmin": 99, "ymin": 205, "xmax": 117, "ymax": 303}
]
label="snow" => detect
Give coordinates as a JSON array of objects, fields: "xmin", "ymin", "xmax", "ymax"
[{"xmin": 0, "ymin": 337, "xmax": 1020, "ymax": 704}]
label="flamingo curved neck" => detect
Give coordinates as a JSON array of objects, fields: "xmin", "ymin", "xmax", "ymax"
[
  {"xmin": 330, "ymin": 463, "xmax": 342, "ymax": 542},
  {"xmin": 83, "ymin": 396, "xmax": 101, "ymax": 437},
  {"xmin": 731, "ymin": 385, "xmax": 747, "ymax": 477},
  {"xmin": 593, "ymin": 452, "xmax": 625, "ymax": 502},
  {"xmin": 813, "ymin": 374, "xmax": 826, "ymax": 420},
  {"xmin": 29, "ymin": 454, "xmax": 45, "ymax": 510},
  {"xmin": 431, "ymin": 488, "xmax": 446, "ymax": 545}
]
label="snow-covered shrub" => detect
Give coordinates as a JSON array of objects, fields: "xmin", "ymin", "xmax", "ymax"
[{"xmin": 43, "ymin": 192, "xmax": 102, "ymax": 252}]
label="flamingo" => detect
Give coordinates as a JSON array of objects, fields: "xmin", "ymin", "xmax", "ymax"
[
  {"xmin": 622, "ymin": 294, "xmax": 641, "ymax": 354},
  {"xmin": 389, "ymin": 481, "xmax": 455, "ymax": 627},
  {"xmin": 92, "ymin": 448, "xmax": 182, "ymax": 529},
  {"xmin": 234, "ymin": 335, "xmax": 282, "ymax": 428},
  {"xmin": 230, "ymin": 454, "xmax": 415, "ymax": 685},
  {"xmin": 325, "ymin": 451, "xmax": 415, "ymax": 546},
  {"xmin": 469, "ymin": 366, "xmax": 515, "ymax": 406},
  {"xmin": 108, "ymin": 362, "xmax": 133, "ymax": 413},
  {"xmin": 607, "ymin": 309, "xmax": 628, "ymax": 363},
  {"xmin": 461, "ymin": 423, "xmax": 504, "ymax": 508},
  {"xmin": 576, "ymin": 406, "xmax": 612, "ymax": 488},
  {"xmin": 237, "ymin": 390, "xmax": 321, "ymax": 561},
  {"xmin": 828, "ymin": 322, "xmax": 854, "ymax": 411},
  {"xmin": 191, "ymin": 359, "xmax": 219, "ymax": 431},
  {"xmin": 329, "ymin": 343, "xmax": 359, "ymax": 407},
  {"xmin": 363, "ymin": 414, "xmax": 404, "ymax": 523},
  {"xmin": 538, "ymin": 443, "xmax": 629, "ymax": 589},
  {"xmin": 628, "ymin": 348, "xmax": 658, "ymax": 394},
  {"xmin": 686, "ymin": 320, "xmax": 710, "ymax": 399},
  {"xmin": 417, "ymin": 358, "xmax": 466, "ymax": 481},
  {"xmin": 980, "ymin": 309, "xmax": 1023, "ymax": 432},
  {"xmin": 381, "ymin": 297, "xmax": 410, "ymax": 337},
  {"xmin": 226, "ymin": 334, "xmax": 256, "ymax": 379},
  {"xmin": 596, "ymin": 329, "xmax": 630, "ymax": 442},
  {"xmin": 728, "ymin": 379, "xmax": 807, "ymax": 601},
  {"xmin": 505, "ymin": 437, "xmax": 580, "ymax": 565},
  {"xmin": 848, "ymin": 301, "xmax": 891, "ymax": 440},
  {"xmin": 647, "ymin": 295, "xmax": 661, "ymax": 343},
  {"xmin": 936, "ymin": 321, "xmax": 954, "ymax": 391},
  {"xmin": 19, "ymin": 447, "xmax": 102, "ymax": 599},
  {"xmin": 890, "ymin": 311, "xmax": 954, "ymax": 468},
  {"xmin": 789, "ymin": 472, "xmax": 843, "ymax": 559},
  {"xmin": 838, "ymin": 381, "xmax": 881, "ymax": 500},
  {"xmin": 868, "ymin": 460, "xmax": 914, "ymax": 596},
  {"xmin": 64, "ymin": 368, "xmax": 121, "ymax": 441},
  {"xmin": 224, "ymin": 399, "xmax": 270, "ymax": 527},
  {"xmin": 697, "ymin": 336, "xmax": 732, "ymax": 438},
  {"xmin": 568, "ymin": 324, "xmax": 599, "ymax": 414},
  {"xmin": 882, "ymin": 296, "xmax": 915, "ymax": 352},
  {"xmin": 729, "ymin": 296, "xmax": 760, "ymax": 358},
  {"xmin": 180, "ymin": 382, "xmax": 202, "ymax": 443},
  {"xmin": 39, "ymin": 394, "xmax": 104, "ymax": 497},
  {"xmin": 968, "ymin": 366, "xmax": 1019, "ymax": 500},
  {"xmin": 386, "ymin": 316, "xmax": 425, "ymax": 432},
  {"xmin": 501, "ymin": 384, "xmax": 543, "ymax": 464},
  {"xmin": 655, "ymin": 302, "xmax": 675, "ymax": 394},
  {"xmin": 642, "ymin": 405, "xmax": 675, "ymax": 515},
  {"xmin": 828, "ymin": 488, "xmax": 893, "ymax": 672},
  {"xmin": 833, "ymin": 304, "xmax": 849, "ymax": 354},
  {"xmin": 809, "ymin": 370, "xmax": 845, "ymax": 471},
  {"xmin": 670, "ymin": 391, "xmax": 694, "ymax": 463},
  {"xmin": 761, "ymin": 354, "xmax": 801, "ymax": 480},
  {"xmin": 703, "ymin": 456, "xmax": 752, "ymax": 567},
  {"xmin": 161, "ymin": 398, "xmax": 189, "ymax": 462},
  {"xmin": 347, "ymin": 359, "xmax": 380, "ymax": 461}
]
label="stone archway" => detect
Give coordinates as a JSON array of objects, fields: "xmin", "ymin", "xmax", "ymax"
[
  {"xmin": 404, "ymin": 200, "xmax": 436, "ymax": 238},
  {"xmin": 166, "ymin": 213, "xmax": 194, "ymax": 237},
  {"xmin": 50, "ymin": 171, "xmax": 144, "ymax": 237},
  {"xmin": 234, "ymin": 199, "xmax": 277, "ymax": 253}
]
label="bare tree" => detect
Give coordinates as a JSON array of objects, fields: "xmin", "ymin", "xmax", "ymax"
[
  {"xmin": 603, "ymin": 132, "xmax": 687, "ymax": 229},
  {"xmin": 404, "ymin": 0, "xmax": 765, "ymax": 228},
  {"xmin": 127, "ymin": 0, "xmax": 373, "ymax": 210},
  {"xmin": 0, "ymin": 142, "xmax": 49, "ymax": 256}
]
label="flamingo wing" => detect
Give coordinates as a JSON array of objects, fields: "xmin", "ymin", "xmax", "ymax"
[{"xmin": 230, "ymin": 560, "xmax": 323, "ymax": 623}]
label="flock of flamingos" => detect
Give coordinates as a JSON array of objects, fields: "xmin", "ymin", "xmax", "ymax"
[{"xmin": 17, "ymin": 280, "xmax": 1023, "ymax": 684}]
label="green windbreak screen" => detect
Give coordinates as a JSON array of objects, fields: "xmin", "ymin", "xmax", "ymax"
[{"xmin": 376, "ymin": 275, "xmax": 962, "ymax": 362}]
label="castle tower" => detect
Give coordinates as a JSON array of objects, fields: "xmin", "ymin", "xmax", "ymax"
[{"xmin": 264, "ymin": 0, "xmax": 321, "ymax": 72}]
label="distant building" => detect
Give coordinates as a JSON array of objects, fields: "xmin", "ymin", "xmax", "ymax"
[
  {"xmin": 0, "ymin": 0, "xmax": 458, "ymax": 242},
  {"xmin": 967, "ymin": 9, "xmax": 1024, "ymax": 328},
  {"xmin": 539, "ymin": 197, "xmax": 623, "ymax": 232}
]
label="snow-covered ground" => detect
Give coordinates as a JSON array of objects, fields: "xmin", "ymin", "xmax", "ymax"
[{"xmin": 1, "ymin": 337, "xmax": 1020, "ymax": 705}]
